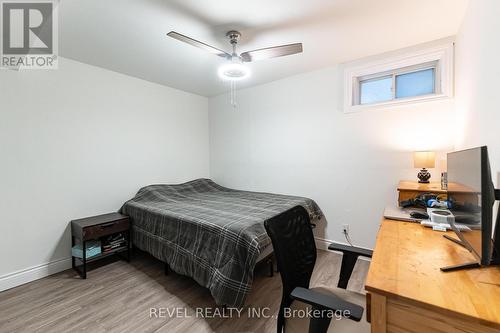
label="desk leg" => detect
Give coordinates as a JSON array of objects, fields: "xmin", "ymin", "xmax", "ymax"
[{"xmin": 370, "ymin": 293, "xmax": 386, "ymax": 333}]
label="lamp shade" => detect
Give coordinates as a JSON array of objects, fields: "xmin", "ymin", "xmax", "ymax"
[{"xmin": 414, "ymin": 151, "xmax": 435, "ymax": 168}]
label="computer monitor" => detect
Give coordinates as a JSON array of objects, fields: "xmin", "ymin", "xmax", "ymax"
[{"xmin": 444, "ymin": 146, "xmax": 500, "ymax": 271}]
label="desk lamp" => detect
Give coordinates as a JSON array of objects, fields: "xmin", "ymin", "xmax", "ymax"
[{"xmin": 414, "ymin": 151, "xmax": 435, "ymax": 183}]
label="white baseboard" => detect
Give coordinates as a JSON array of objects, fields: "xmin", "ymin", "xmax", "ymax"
[
  {"xmin": 315, "ymin": 237, "xmax": 332, "ymax": 250},
  {"xmin": 0, "ymin": 239, "xmax": 368, "ymax": 292},
  {"xmin": 315, "ymin": 237, "xmax": 373, "ymax": 252},
  {"xmin": 0, "ymin": 257, "xmax": 72, "ymax": 292}
]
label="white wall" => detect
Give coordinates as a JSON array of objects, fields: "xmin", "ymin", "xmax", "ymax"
[
  {"xmin": 455, "ymin": 0, "xmax": 500, "ymax": 185},
  {"xmin": 7, "ymin": 0, "xmax": 500, "ymax": 288},
  {"xmin": 0, "ymin": 58, "xmax": 209, "ymax": 288},
  {"xmin": 209, "ymin": 60, "xmax": 454, "ymax": 249}
]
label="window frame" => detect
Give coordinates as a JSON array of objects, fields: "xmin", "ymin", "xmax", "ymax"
[{"xmin": 343, "ymin": 43, "xmax": 454, "ymax": 113}]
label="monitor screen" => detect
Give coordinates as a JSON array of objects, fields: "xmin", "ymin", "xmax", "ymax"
[{"xmin": 447, "ymin": 147, "xmax": 485, "ymax": 262}]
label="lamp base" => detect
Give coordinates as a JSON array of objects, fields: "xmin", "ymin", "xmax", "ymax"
[{"xmin": 417, "ymin": 168, "xmax": 431, "ymax": 183}]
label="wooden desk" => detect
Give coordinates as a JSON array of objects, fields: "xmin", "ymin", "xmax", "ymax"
[
  {"xmin": 365, "ymin": 219, "xmax": 500, "ymax": 332},
  {"xmin": 398, "ymin": 180, "xmax": 479, "ymax": 207},
  {"xmin": 397, "ymin": 180, "xmax": 446, "ymax": 205}
]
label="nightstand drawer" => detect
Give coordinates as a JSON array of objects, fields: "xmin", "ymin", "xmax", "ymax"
[{"xmin": 82, "ymin": 218, "xmax": 129, "ymax": 240}]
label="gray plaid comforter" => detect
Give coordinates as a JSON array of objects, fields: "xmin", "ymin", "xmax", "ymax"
[{"xmin": 120, "ymin": 179, "xmax": 323, "ymax": 307}]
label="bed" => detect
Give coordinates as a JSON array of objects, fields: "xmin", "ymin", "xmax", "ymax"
[{"xmin": 120, "ymin": 178, "xmax": 323, "ymax": 307}]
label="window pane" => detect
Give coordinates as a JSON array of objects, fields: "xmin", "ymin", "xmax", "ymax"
[
  {"xmin": 395, "ymin": 68, "xmax": 435, "ymax": 99},
  {"xmin": 359, "ymin": 76, "xmax": 392, "ymax": 105}
]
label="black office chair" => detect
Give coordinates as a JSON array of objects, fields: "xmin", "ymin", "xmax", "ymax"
[{"xmin": 264, "ymin": 206, "xmax": 371, "ymax": 333}]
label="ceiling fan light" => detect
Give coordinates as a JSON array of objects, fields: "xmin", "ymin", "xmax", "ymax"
[{"xmin": 217, "ymin": 62, "xmax": 251, "ymax": 81}]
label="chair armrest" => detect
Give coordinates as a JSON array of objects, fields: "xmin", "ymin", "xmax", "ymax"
[
  {"xmin": 327, "ymin": 242, "xmax": 373, "ymax": 258},
  {"xmin": 290, "ymin": 287, "xmax": 363, "ymax": 322}
]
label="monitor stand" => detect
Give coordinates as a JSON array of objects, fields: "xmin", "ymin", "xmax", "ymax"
[
  {"xmin": 440, "ymin": 235, "xmax": 480, "ymax": 271},
  {"xmin": 440, "ymin": 189, "xmax": 500, "ymax": 272},
  {"xmin": 441, "ymin": 262, "xmax": 481, "ymax": 272}
]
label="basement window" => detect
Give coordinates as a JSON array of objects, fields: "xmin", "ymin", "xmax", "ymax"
[
  {"xmin": 357, "ymin": 62, "xmax": 437, "ymax": 105},
  {"xmin": 343, "ymin": 43, "xmax": 454, "ymax": 112}
]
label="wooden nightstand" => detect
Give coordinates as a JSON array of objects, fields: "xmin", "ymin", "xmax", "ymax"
[
  {"xmin": 71, "ymin": 213, "xmax": 130, "ymax": 279},
  {"xmin": 397, "ymin": 180, "xmax": 446, "ymax": 206}
]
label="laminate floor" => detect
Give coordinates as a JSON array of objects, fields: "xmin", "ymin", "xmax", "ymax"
[{"xmin": 0, "ymin": 250, "xmax": 370, "ymax": 333}]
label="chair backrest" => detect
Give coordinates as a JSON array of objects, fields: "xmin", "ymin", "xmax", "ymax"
[{"xmin": 264, "ymin": 206, "xmax": 317, "ymax": 304}]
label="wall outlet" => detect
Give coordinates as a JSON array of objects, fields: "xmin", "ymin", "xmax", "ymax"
[{"xmin": 342, "ymin": 224, "xmax": 349, "ymax": 234}]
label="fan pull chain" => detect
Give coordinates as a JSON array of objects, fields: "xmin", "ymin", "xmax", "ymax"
[{"xmin": 230, "ymin": 81, "xmax": 237, "ymax": 108}]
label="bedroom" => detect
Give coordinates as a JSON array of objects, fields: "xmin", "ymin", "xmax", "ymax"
[{"xmin": 0, "ymin": 0, "xmax": 499, "ymax": 332}]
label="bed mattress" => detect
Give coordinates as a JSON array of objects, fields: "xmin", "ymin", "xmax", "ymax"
[{"xmin": 120, "ymin": 178, "xmax": 323, "ymax": 307}]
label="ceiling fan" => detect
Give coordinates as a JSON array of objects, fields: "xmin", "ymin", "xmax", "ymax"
[{"xmin": 167, "ymin": 30, "xmax": 303, "ymax": 81}]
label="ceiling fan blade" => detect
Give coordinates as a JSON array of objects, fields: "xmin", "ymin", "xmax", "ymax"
[
  {"xmin": 167, "ymin": 31, "xmax": 230, "ymax": 59},
  {"xmin": 240, "ymin": 43, "xmax": 303, "ymax": 62}
]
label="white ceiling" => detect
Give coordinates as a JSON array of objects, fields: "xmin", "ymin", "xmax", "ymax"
[{"xmin": 60, "ymin": 0, "xmax": 468, "ymax": 97}]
